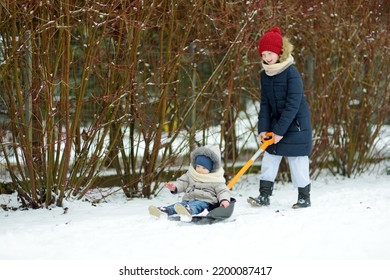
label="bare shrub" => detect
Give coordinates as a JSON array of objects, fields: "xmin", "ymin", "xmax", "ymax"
[{"xmin": 0, "ymin": 0, "xmax": 388, "ymax": 207}]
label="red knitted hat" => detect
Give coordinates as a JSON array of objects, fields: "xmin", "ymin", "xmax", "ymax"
[{"xmin": 258, "ymin": 27, "xmax": 283, "ymax": 56}]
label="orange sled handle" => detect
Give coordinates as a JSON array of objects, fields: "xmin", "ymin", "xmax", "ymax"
[{"xmin": 227, "ymin": 132, "xmax": 274, "ymax": 190}]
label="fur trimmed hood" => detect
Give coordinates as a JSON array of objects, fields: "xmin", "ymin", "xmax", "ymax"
[
  {"xmin": 280, "ymin": 37, "xmax": 294, "ymax": 63},
  {"xmin": 190, "ymin": 145, "xmax": 222, "ymax": 173}
]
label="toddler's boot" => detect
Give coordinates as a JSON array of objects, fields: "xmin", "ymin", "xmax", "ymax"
[
  {"xmin": 174, "ymin": 203, "xmax": 192, "ymax": 222},
  {"xmin": 148, "ymin": 206, "xmax": 169, "ymax": 218}
]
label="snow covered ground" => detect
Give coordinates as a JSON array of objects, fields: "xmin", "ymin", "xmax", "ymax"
[
  {"xmin": 1, "ymin": 111, "xmax": 388, "ymax": 280},
  {"xmin": 1, "ymin": 163, "xmax": 389, "ymax": 280}
]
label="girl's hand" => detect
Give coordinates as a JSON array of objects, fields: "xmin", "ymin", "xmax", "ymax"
[
  {"xmin": 164, "ymin": 183, "xmax": 176, "ymax": 192},
  {"xmin": 220, "ymin": 200, "xmax": 230, "ymax": 208},
  {"xmin": 258, "ymin": 132, "xmax": 268, "ymax": 142},
  {"xmin": 273, "ymin": 133, "xmax": 283, "ymax": 144}
]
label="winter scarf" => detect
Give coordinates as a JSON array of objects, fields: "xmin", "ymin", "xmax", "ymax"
[
  {"xmin": 187, "ymin": 165, "xmax": 226, "ymax": 183},
  {"xmin": 262, "ymin": 54, "xmax": 295, "ymax": 76}
]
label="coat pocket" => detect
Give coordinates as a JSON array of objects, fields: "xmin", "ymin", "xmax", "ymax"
[
  {"xmin": 287, "ymin": 119, "xmax": 301, "ymax": 132},
  {"xmin": 294, "ymin": 119, "xmax": 301, "ymax": 131}
]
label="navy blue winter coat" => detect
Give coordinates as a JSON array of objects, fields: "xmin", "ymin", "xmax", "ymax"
[{"xmin": 258, "ymin": 65, "xmax": 312, "ymax": 156}]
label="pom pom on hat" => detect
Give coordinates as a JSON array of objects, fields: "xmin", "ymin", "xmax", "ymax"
[
  {"xmin": 258, "ymin": 27, "xmax": 283, "ymax": 56},
  {"xmin": 195, "ymin": 155, "xmax": 213, "ymax": 172}
]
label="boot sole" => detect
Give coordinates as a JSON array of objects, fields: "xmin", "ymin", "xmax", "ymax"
[
  {"xmin": 148, "ymin": 206, "xmax": 168, "ymax": 218},
  {"xmin": 174, "ymin": 204, "xmax": 192, "ymax": 222},
  {"xmin": 292, "ymin": 204, "xmax": 311, "ymax": 209},
  {"xmin": 247, "ymin": 197, "xmax": 268, "ymax": 207}
]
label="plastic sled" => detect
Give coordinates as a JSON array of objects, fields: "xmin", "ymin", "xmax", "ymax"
[{"xmin": 169, "ymin": 198, "xmax": 236, "ymax": 225}]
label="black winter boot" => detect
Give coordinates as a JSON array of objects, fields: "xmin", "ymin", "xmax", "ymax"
[
  {"xmin": 292, "ymin": 184, "xmax": 311, "ymax": 209},
  {"xmin": 247, "ymin": 180, "xmax": 274, "ymax": 207}
]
